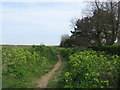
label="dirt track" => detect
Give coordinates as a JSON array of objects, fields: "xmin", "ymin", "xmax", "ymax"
[{"xmin": 37, "ymin": 55, "xmax": 61, "ymax": 88}]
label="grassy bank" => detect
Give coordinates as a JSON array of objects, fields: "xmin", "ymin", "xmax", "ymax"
[{"xmin": 2, "ymin": 45, "xmax": 58, "ymax": 88}]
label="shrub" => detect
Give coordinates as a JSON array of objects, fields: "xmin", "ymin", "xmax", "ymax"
[
  {"xmin": 88, "ymin": 45, "xmax": 120, "ymax": 55},
  {"xmin": 63, "ymin": 50, "xmax": 120, "ymax": 88}
]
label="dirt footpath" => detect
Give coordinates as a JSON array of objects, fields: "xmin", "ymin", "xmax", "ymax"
[{"xmin": 37, "ymin": 55, "xmax": 61, "ymax": 88}]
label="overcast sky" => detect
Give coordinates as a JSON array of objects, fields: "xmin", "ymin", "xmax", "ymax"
[{"xmin": 2, "ymin": 1, "xmax": 88, "ymax": 45}]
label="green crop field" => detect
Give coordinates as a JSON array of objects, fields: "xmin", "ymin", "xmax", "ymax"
[
  {"xmin": 2, "ymin": 45, "xmax": 58, "ymax": 88},
  {"xmin": 1, "ymin": 45, "xmax": 120, "ymax": 88}
]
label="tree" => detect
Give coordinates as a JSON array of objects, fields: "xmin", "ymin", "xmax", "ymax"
[
  {"xmin": 71, "ymin": 17, "xmax": 94, "ymax": 46},
  {"xmin": 117, "ymin": 1, "xmax": 120, "ymax": 45},
  {"xmin": 60, "ymin": 34, "xmax": 70, "ymax": 47},
  {"xmin": 70, "ymin": 0, "xmax": 119, "ymax": 46}
]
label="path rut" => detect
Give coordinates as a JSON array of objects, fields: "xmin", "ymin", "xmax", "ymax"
[{"xmin": 37, "ymin": 55, "xmax": 61, "ymax": 88}]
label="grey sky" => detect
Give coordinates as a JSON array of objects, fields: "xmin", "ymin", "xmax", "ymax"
[{"xmin": 2, "ymin": 2, "xmax": 87, "ymax": 45}]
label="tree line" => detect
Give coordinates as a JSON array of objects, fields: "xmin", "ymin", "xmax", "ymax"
[{"xmin": 60, "ymin": 0, "xmax": 120, "ymax": 47}]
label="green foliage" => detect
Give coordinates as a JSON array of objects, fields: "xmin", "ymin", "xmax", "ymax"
[
  {"xmin": 2, "ymin": 45, "xmax": 58, "ymax": 88},
  {"xmin": 62, "ymin": 50, "xmax": 120, "ymax": 88},
  {"xmin": 89, "ymin": 45, "xmax": 120, "ymax": 55},
  {"xmin": 58, "ymin": 48, "xmax": 78, "ymax": 59},
  {"xmin": 70, "ymin": 2, "xmax": 119, "ymax": 46},
  {"xmin": 61, "ymin": 39, "xmax": 74, "ymax": 48},
  {"xmin": 2, "ymin": 45, "xmax": 120, "ymax": 88}
]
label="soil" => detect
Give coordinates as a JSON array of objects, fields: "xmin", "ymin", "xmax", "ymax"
[{"xmin": 37, "ymin": 55, "xmax": 61, "ymax": 88}]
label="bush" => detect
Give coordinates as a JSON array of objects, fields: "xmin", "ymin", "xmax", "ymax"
[
  {"xmin": 58, "ymin": 48, "xmax": 79, "ymax": 59},
  {"xmin": 63, "ymin": 50, "xmax": 120, "ymax": 88},
  {"xmin": 88, "ymin": 45, "xmax": 120, "ymax": 55}
]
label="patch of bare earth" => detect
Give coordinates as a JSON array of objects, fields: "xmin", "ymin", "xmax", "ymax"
[{"xmin": 37, "ymin": 55, "xmax": 61, "ymax": 88}]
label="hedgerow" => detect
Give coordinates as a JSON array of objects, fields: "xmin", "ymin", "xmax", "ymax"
[{"xmin": 63, "ymin": 50, "xmax": 120, "ymax": 88}]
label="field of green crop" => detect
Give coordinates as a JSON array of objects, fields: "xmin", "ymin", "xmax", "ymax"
[
  {"xmin": 1, "ymin": 45, "xmax": 120, "ymax": 88},
  {"xmin": 2, "ymin": 45, "xmax": 58, "ymax": 88}
]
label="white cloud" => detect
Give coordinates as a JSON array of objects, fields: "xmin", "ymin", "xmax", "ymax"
[
  {"xmin": 0, "ymin": 3, "xmax": 2, "ymax": 44},
  {"xmin": 3, "ymin": 2, "xmax": 86, "ymax": 29},
  {"xmin": 1, "ymin": 0, "xmax": 86, "ymax": 2},
  {"xmin": 1, "ymin": 0, "xmax": 119, "ymax": 2},
  {"xmin": 2, "ymin": 2, "xmax": 87, "ymax": 45}
]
